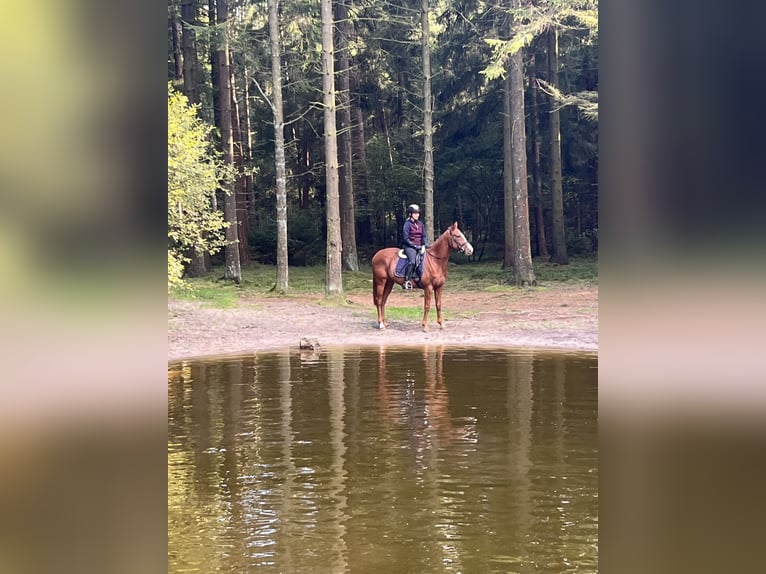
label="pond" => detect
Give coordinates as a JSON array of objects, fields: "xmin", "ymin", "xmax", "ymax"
[{"xmin": 168, "ymin": 346, "xmax": 598, "ymax": 573}]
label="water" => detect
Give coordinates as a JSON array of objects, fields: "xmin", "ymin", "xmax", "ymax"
[{"xmin": 168, "ymin": 346, "xmax": 597, "ymax": 573}]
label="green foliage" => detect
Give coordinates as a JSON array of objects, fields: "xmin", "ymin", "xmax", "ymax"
[
  {"xmin": 537, "ymin": 79, "xmax": 598, "ymax": 121},
  {"xmin": 167, "ymin": 84, "xmax": 232, "ymax": 291},
  {"xmin": 567, "ymin": 229, "xmax": 599, "ymax": 256},
  {"xmin": 481, "ymin": 1, "xmax": 599, "ymax": 81},
  {"xmin": 247, "ymin": 205, "xmax": 326, "ymax": 265},
  {"xmin": 168, "ymin": 251, "xmax": 186, "ymax": 292},
  {"xmin": 363, "ymin": 134, "xmax": 424, "ymax": 244},
  {"xmin": 167, "ymin": 0, "xmax": 598, "ymax": 267}
]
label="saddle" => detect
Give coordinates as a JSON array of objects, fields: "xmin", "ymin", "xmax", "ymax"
[{"xmin": 395, "ymin": 250, "xmax": 424, "ymax": 282}]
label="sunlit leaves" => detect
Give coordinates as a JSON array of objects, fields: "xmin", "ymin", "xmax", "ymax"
[
  {"xmin": 167, "ymin": 84, "xmax": 231, "ymax": 291},
  {"xmin": 537, "ymin": 79, "xmax": 598, "ymax": 120},
  {"xmin": 481, "ymin": 0, "xmax": 598, "ymax": 81}
]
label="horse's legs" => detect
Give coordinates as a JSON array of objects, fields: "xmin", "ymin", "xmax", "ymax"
[
  {"xmin": 421, "ymin": 286, "xmax": 433, "ymax": 332},
  {"xmin": 380, "ymin": 280, "xmax": 394, "ymax": 328},
  {"xmin": 434, "ymin": 286, "xmax": 444, "ymax": 329},
  {"xmin": 373, "ymin": 277, "xmax": 386, "ymax": 329}
]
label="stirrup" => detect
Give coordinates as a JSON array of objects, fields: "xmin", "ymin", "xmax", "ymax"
[{"xmin": 402, "ymin": 280, "xmax": 413, "ymax": 290}]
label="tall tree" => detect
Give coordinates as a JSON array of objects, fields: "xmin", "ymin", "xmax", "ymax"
[
  {"xmin": 170, "ymin": 4, "xmax": 184, "ymax": 85},
  {"xmin": 509, "ymin": 0, "xmax": 536, "ymax": 285},
  {"xmin": 208, "ymin": 0, "xmax": 221, "ymax": 129},
  {"xmin": 502, "ymin": 68, "xmax": 514, "ymax": 270},
  {"xmin": 181, "ymin": 0, "xmax": 210, "ymax": 276},
  {"xmin": 180, "ymin": 0, "xmax": 199, "ymax": 104},
  {"xmin": 321, "ymin": 0, "xmax": 343, "ymax": 296},
  {"xmin": 230, "ymin": 66, "xmax": 250, "ymax": 264},
  {"xmin": 217, "ymin": 0, "xmax": 241, "ymax": 282},
  {"xmin": 548, "ymin": 27, "xmax": 568, "ymax": 264},
  {"xmin": 482, "ymin": 0, "xmax": 597, "ymax": 263},
  {"xmin": 168, "ymin": 0, "xmax": 597, "ymax": 269},
  {"xmin": 336, "ymin": 0, "xmax": 359, "ymax": 271},
  {"xmin": 422, "ymin": 0, "xmax": 435, "ymax": 242},
  {"xmin": 242, "ymin": 66, "xmax": 255, "ymax": 224},
  {"xmin": 530, "ymin": 53, "xmax": 549, "ymax": 259},
  {"xmin": 353, "ymin": 99, "xmax": 370, "ymax": 244},
  {"xmin": 268, "ymin": 0, "xmax": 289, "ymax": 292}
]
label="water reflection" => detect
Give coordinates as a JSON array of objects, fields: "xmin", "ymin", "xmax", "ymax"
[{"xmin": 169, "ymin": 346, "xmax": 597, "ymax": 573}]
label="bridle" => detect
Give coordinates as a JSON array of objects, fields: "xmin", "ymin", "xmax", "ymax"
[
  {"xmin": 449, "ymin": 229, "xmax": 469, "ymax": 253},
  {"xmin": 427, "ymin": 229, "xmax": 469, "ymax": 258}
]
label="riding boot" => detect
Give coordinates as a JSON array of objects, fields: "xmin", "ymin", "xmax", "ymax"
[{"xmin": 402, "ymin": 263, "xmax": 414, "ymax": 289}]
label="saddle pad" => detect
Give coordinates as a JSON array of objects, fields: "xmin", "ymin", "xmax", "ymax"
[{"xmin": 394, "ymin": 255, "xmax": 424, "ymax": 278}]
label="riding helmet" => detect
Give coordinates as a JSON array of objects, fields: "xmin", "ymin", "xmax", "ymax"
[{"xmin": 407, "ymin": 204, "xmax": 420, "ymax": 214}]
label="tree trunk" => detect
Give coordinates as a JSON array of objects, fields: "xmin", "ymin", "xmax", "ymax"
[
  {"xmin": 209, "ymin": 0, "xmax": 221, "ymax": 129},
  {"xmin": 269, "ymin": 0, "xmax": 289, "ymax": 293},
  {"xmin": 353, "ymin": 100, "xmax": 371, "ymax": 245},
  {"xmin": 230, "ymin": 65, "xmax": 249, "ymax": 264},
  {"xmin": 321, "ymin": 0, "xmax": 343, "ymax": 296},
  {"xmin": 508, "ymin": 3, "xmax": 536, "ymax": 286},
  {"xmin": 180, "ymin": 0, "xmax": 198, "ymax": 104},
  {"xmin": 171, "ymin": 9, "xmax": 184, "ymax": 85},
  {"xmin": 502, "ymin": 70, "xmax": 514, "ymax": 270},
  {"xmin": 336, "ymin": 0, "xmax": 359, "ymax": 271},
  {"xmin": 180, "ymin": 0, "xmax": 208, "ymax": 276},
  {"xmin": 421, "ymin": 0, "xmax": 435, "ymax": 243},
  {"xmin": 299, "ymin": 125, "xmax": 313, "ymax": 209},
  {"xmin": 242, "ymin": 66, "xmax": 255, "ymax": 224},
  {"xmin": 217, "ymin": 0, "xmax": 241, "ymax": 282},
  {"xmin": 548, "ymin": 28, "xmax": 568, "ymax": 264},
  {"xmin": 530, "ymin": 56, "xmax": 549, "ymax": 260},
  {"xmin": 380, "ymin": 104, "xmax": 394, "ymax": 167}
]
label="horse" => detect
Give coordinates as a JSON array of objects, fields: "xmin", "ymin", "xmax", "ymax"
[{"xmin": 371, "ymin": 222, "xmax": 474, "ymax": 332}]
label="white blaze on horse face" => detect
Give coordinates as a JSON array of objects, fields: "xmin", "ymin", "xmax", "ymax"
[{"xmin": 456, "ymin": 230, "xmax": 474, "ymax": 256}]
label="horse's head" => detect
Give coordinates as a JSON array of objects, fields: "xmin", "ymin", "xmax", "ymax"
[{"xmin": 447, "ymin": 222, "xmax": 474, "ymax": 256}]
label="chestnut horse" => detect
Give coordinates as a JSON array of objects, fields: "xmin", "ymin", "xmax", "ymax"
[{"xmin": 371, "ymin": 222, "xmax": 474, "ymax": 331}]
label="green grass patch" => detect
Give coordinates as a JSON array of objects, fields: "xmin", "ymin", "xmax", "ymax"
[
  {"xmin": 171, "ymin": 256, "xmax": 597, "ymax": 307},
  {"xmin": 373, "ymin": 306, "xmax": 459, "ymax": 321},
  {"xmin": 173, "ymin": 281, "xmax": 239, "ymax": 308},
  {"xmin": 446, "ymin": 257, "xmax": 597, "ymax": 290},
  {"xmin": 533, "ymin": 258, "xmax": 598, "ymax": 282}
]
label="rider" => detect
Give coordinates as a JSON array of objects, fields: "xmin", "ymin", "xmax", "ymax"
[{"xmin": 402, "ymin": 203, "xmax": 428, "ymax": 289}]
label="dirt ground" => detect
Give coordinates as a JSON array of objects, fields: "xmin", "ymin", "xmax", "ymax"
[{"xmin": 168, "ymin": 283, "xmax": 597, "ymax": 362}]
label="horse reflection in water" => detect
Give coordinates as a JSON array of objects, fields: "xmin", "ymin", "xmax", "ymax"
[
  {"xmin": 376, "ymin": 346, "xmax": 476, "ymax": 456},
  {"xmin": 371, "ymin": 222, "xmax": 474, "ymax": 332}
]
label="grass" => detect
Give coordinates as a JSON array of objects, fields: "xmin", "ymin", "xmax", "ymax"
[
  {"xmin": 171, "ymin": 257, "xmax": 597, "ymax": 308},
  {"xmin": 173, "ymin": 283, "xmax": 240, "ymax": 308},
  {"xmin": 375, "ymin": 305, "xmax": 462, "ymax": 321},
  {"xmin": 377, "ymin": 306, "xmax": 426, "ymax": 321},
  {"xmin": 445, "ymin": 257, "xmax": 597, "ymax": 291}
]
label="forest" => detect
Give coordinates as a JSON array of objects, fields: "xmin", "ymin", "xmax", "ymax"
[{"xmin": 167, "ymin": 0, "xmax": 598, "ymax": 292}]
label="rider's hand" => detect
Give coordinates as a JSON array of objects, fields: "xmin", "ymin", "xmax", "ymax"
[{"xmin": 420, "ymin": 245, "xmax": 426, "ymax": 255}]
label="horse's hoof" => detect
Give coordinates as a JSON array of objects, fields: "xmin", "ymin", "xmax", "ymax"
[
  {"xmin": 422, "ymin": 325, "xmax": 429, "ymax": 333},
  {"xmin": 378, "ymin": 322, "xmax": 386, "ymax": 330}
]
